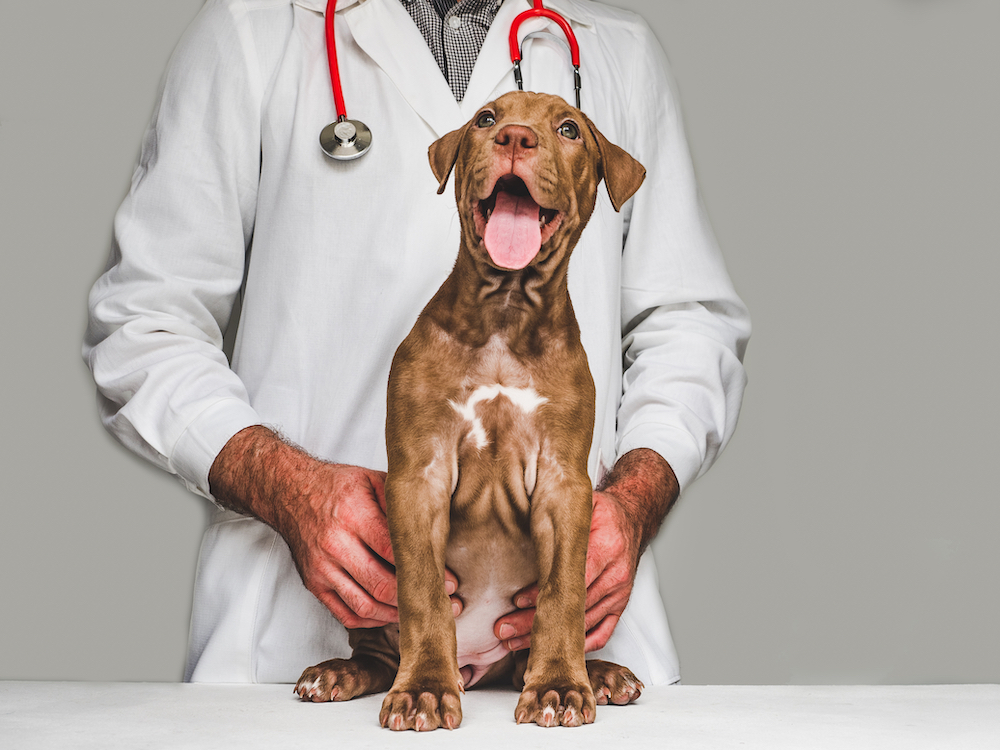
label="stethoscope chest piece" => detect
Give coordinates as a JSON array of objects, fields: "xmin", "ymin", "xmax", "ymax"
[{"xmin": 320, "ymin": 117, "xmax": 373, "ymax": 160}]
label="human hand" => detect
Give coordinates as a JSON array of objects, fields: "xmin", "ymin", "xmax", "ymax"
[
  {"xmin": 209, "ymin": 427, "xmax": 461, "ymax": 630},
  {"xmin": 274, "ymin": 463, "xmax": 398, "ymax": 628},
  {"xmin": 494, "ymin": 490, "xmax": 640, "ymax": 653},
  {"xmin": 276, "ymin": 463, "xmax": 467, "ymax": 629}
]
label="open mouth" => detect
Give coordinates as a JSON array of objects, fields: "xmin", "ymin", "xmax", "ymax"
[{"xmin": 472, "ymin": 175, "xmax": 563, "ymax": 270}]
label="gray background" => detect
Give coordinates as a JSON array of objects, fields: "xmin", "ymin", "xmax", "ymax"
[{"xmin": 1, "ymin": 0, "xmax": 997, "ymax": 684}]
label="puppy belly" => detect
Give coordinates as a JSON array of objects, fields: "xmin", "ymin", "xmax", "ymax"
[
  {"xmin": 453, "ymin": 591, "xmax": 518, "ymax": 686},
  {"xmin": 447, "ymin": 533, "xmax": 537, "ymax": 687}
]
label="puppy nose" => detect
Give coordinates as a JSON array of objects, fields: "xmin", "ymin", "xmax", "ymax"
[{"xmin": 495, "ymin": 124, "xmax": 538, "ymax": 151}]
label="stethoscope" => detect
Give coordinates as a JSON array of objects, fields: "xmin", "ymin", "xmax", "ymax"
[{"xmin": 319, "ymin": 0, "xmax": 581, "ymax": 160}]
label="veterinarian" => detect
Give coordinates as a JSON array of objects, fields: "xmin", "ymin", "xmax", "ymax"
[{"xmin": 85, "ymin": 0, "xmax": 749, "ymax": 686}]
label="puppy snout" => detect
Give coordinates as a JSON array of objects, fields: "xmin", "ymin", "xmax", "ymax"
[{"xmin": 495, "ymin": 124, "xmax": 538, "ymax": 155}]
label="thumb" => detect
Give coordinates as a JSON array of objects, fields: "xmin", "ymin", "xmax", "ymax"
[{"xmin": 512, "ymin": 583, "xmax": 539, "ymax": 610}]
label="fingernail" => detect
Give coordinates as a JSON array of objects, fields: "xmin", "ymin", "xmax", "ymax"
[
  {"xmin": 445, "ymin": 580, "xmax": 457, "ymax": 595},
  {"xmin": 498, "ymin": 623, "xmax": 515, "ymax": 639},
  {"xmin": 506, "ymin": 638, "xmax": 522, "ymax": 651},
  {"xmin": 516, "ymin": 595, "xmax": 532, "ymax": 608},
  {"xmin": 452, "ymin": 600, "xmax": 462, "ymax": 618}
]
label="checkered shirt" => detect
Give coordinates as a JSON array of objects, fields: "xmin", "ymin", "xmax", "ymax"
[{"xmin": 400, "ymin": 0, "xmax": 503, "ymax": 101}]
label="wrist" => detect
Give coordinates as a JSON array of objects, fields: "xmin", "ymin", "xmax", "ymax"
[
  {"xmin": 597, "ymin": 448, "xmax": 679, "ymax": 556},
  {"xmin": 208, "ymin": 425, "xmax": 318, "ymax": 532}
]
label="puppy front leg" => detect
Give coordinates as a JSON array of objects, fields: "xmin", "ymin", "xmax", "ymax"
[
  {"xmin": 516, "ymin": 469, "xmax": 596, "ymax": 727},
  {"xmin": 380, "ymin": 473, "xmax": 463, "ymax": 731}
]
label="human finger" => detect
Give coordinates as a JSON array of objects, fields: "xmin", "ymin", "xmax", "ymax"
[
  {"xmin": 329, "ymin": 574, "xmax": 398, "ymax": 625},
  {"xmin": 584, "ymin": 614, "xmax": 619, "ymax": 653},
  {"xmin": 584, "ymin": 540, "xmax": 610, "ymax": 588},
  {"xmin": 366, "ymin": 470, "xmax": 388, "ymax": 509},
  {"xmin": 496, "ymin": 594, "xmax": 625, "ymax": 653},
  {"xmin": 510, "ymin": 582, "xmax": 539, "ymax": 610},
  {"xmin": 504, "ymin": 634, "xmax": 531, "ymax": 652},
  {"xmin": 583, "ymin": 593, "xmax": 624, "ymax": 633},
  {"xmin": 584, "ymin": 559, "xmax": 633, "ymax": 610},
  {"xmin": 313, "ymin": 584, "xmax": 395, "ymax": 630},
  {"xmin": 350, "ymin": 491, "xmax": 396, "ymax": 565},
  {"xmin": 495, "ymin": 606, "xmax": 535, "ymax": 648},
  {"xmin": 333, "ymin": 533, "xmax": 400, "ymax": 607},
  {"xmin": 310, "ymin": 554, "xmax": 399, "ymax": 624},
  {"xmin": 444, "ymin": 569, "xmax": 464, "ymax": 616}
]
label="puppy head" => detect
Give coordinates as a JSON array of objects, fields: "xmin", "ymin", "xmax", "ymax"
[{"xmin": 429, "ymin": 91, "xmax": 645, "ymax": 272}]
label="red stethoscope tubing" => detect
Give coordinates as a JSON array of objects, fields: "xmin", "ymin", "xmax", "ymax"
[
  {"xmin": 325, "ymin": 0, "xmax": 348, "ymax": 121},
  {"xmin": 508, "ymin": 0, "xmax": 581, "ymax": 107},
  {"xmin": 508, "ymin": 0, "xmax": 580, "ymax": 68},
  {"xmin": 324, "ymin": 0, "xmax": 581, "ymax": 121}
]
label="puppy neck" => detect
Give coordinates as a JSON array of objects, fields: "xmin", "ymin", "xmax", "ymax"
[{"xmin": 429, "ymin": 245, "xmax": 577, "ymax": 355}]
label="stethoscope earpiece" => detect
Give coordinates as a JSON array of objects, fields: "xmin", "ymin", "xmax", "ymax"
[{"xmin": 320, "ymin": 0, "xmax": 581, "ymax": 160}]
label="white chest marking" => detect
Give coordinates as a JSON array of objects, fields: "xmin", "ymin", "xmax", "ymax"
[{"xmin": 449, "ymin": 384, "xmax": 547, "ymax": 449}]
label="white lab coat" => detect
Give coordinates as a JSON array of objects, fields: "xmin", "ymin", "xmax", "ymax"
[{"xmin": 85, "ymin": 0, "xmax": 749, "ymax": 686}]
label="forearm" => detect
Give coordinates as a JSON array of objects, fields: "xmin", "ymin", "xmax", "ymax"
[
  {"xmin": 208, "ymin": 425, "xmax": 321, "ymax": 532},
  {"xmin": 597, "ymin": 448, "xmax": 680, "ymax": 558},
  {"xmin": 210, "ymin": 426, "xmax": 405, "ymax": 628}
]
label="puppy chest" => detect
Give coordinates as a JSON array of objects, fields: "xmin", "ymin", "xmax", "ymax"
[
  {"xmin": 446, "ymin": 382, "xmax": 549, "ymax": 515},
  {"xmin": 450, "ymin": 383, "xmax": 546, "ymax": 451}
]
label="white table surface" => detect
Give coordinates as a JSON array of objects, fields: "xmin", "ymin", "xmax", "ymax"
[{"xmin": 1, "ymin": 682, "xmax": 997, "ymax": 749}]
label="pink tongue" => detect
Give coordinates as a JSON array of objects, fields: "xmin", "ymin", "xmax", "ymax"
[{"xmin": 484, "ymin": 191, "xmax": 541, "ymax": 269}]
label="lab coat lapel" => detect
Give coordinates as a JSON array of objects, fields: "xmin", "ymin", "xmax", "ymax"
[{"xmin": 342, "ymin": 0, "xmax": 465, "ymax": 137}]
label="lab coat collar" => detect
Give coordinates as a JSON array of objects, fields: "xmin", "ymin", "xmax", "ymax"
[
  {"xmin": 292, "ymin": 0, "xmax": 593, "ymax": 26},
  {"xmin": 293, "ymin": 0, "xmax": 594, "ymax": 136},
  {"xmin": 294, "ymin": 0, "xmax": 360, "ymax": 12},
  {"xmin": 522, "ymin": 0, "xmax": 594, "ymax": 29}
]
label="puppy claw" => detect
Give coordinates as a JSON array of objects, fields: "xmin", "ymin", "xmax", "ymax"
[
  {"xmin": 540, "ymin": 705, "xmax": 558, "ymax": 727},
  {"xmin": 380, "ymin": 683, "xmax": 462, "ymax": 731},
  {"xmin": 515, "ymin": 683, "xmax": 595, "ymax": 728}
]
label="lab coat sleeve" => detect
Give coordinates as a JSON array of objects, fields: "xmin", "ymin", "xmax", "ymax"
[
  {"xmin": 614, "ymin": 19, "xmax": 751, "ymax": 493},
  {"xmin": 83, "ymin": 0, "xmax": 265, "ymax": 499}
]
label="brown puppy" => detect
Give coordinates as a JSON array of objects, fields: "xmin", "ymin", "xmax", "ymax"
[{"xmin": 295, "ymin": 91, "xmax": 647, "ymax": 730}]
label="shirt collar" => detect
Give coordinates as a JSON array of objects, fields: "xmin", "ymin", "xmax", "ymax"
[
  {"xmin": 293, "ymin": 0, "xmax": 361, "ymax": 12},
  {"xmin": 399, "ymin": 0, "xmax": 503, "ymax": 16},
  {"xmin": 293, "ymin": 0, "xmax": 593, "ymax": 27}
]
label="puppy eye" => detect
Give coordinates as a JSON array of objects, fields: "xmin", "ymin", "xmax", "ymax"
[
  {"xmin": 476, "ymin": 111, "xmax": 496, "ymax": 128},
  {"xmin": 557, "ymin": 121, "xmax": 580, "ymax": 140}
]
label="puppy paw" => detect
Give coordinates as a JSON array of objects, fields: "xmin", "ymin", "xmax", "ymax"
[
  {"xmin": 515, "ymin": 681, "xmax": 596, "ymax": 727},
  {"xmin": 294, "ymin": 657, "xmax": 388, "ymax": 703},
  {"xmin": 586, "ymin": 659, "xmax": 644, "ymax": 705},
  {"xmin": 379, "ymin": 680, "xmax": 463, "ymax": 731}
]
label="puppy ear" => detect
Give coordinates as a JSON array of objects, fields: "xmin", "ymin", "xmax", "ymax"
[
  {"xmin": 428, "ymin": 125, "xmax": 469, "ymax": 194},
  {"xmin": 584, "ymin": 116, "xmax": 646, "ymax": 212}
]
